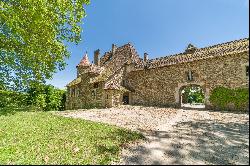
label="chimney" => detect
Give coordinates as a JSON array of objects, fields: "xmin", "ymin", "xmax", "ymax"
[
  {"xmin": 112, "ymin": 44, "xmax": 117, "ymax": 55},
  {"xmin": 94, "ymin": 49, "xmax": 100, "ymax": 66},
  {"xmin": 144, "ymin": 52, "xmax": 148, "ymax": 62}
]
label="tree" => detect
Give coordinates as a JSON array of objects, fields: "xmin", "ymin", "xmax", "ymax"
[
  {"xmin": 182, "ymin": 86, "xmax": 205, "ymax": 104},
  {"xmin": 0, "ymin": 0, "xmax": 90, "ymax": 90}
]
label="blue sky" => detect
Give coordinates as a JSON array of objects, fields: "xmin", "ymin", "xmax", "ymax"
[{"xmin": 47, "ymin": 0, "xmax": 249, "ymax": 89}]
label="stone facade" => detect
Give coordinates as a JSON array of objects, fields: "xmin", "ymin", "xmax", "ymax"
[{"xmin": 66, "ymin": 38, "xmax": 249, "ymax": 109}]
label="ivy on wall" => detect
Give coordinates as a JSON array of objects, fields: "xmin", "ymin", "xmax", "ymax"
[{"xmin": 209, "ymin": 86, "xmax": 249, "ymax": 111}]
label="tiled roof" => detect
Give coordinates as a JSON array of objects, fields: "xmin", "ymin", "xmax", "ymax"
[
  {"xmin": 66, "ymin": 77, "xmax": 81, "ymax": 87},
  {"xmin": 77, "ymin": 53, "xmax": 90, "ymax": 67},
  {"xmin": 89, "ymin": 67, "xmax": 112, "ymax": 83},
  {"xmin": 103, "ymin": 66, "xmax": 131, "ymax": 92},
  {"xmin": 135, "ymin": 38, "xmax": 249, "ymax": 69},
  {"xmin": 104, "ymin": 67, "xmax": 125, "ymax": 90},
  {"xmin": 99, "ymin": 43, "xmax": 142, "ymax": 66}
]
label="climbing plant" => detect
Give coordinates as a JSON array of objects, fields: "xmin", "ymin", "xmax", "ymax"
[{"xmin": 209, "ymin": 86, "xmax": 249, "ymax": 111}]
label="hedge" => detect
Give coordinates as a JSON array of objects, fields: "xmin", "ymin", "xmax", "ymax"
[
  {"xmin": 209, "ymin": 86, "xmax": 249, "ymax": 111},
  {"xmin": 0, "ymin": 84, "xmax": 66, "ymax": 111},
  {"xmin": 0, "ymin": 90, "xmax": 28, "ymax": 108}
]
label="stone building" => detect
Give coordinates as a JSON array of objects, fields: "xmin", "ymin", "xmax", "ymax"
[{"xmin": 66, "ymin": 38, "xmax": 249, "ymax": 109}]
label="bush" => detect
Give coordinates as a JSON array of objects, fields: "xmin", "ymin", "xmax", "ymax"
[
  {"xmin": 26, "ymin": 84, "xmax": 66, "ymax": 111},
  {"xmin": 0, "ymin": 84, "xmax": 66, "ymax": 111},
  {"xmin": 209, "ymin": 86, "xmax": 249, "ymax": 111},
  {"xmin": 0, "ymin": 90, "xmax": 28, "ymax": 108}
]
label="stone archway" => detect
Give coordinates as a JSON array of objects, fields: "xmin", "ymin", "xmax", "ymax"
[
  {"xmin": 179, "ymin": 85, "xmax": 205, "ymax": 108},
  {"xmin": 175, "ymin": 82, "xmax": 210, "ymax": 109}
]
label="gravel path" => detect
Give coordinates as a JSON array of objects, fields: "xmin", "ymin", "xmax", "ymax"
[{"xmin": 59, "ymin": 106, "xmax": 249, "ymax": 165}]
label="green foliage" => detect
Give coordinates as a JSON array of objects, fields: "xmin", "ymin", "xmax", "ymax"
[
  {"xmin": 209, "ymin": 86, "xmax": 249, "ymax": 111},
  {"xmin": 0, "ymin": 0, "xmax": 90, "ymax": 90},
  {"xmin": 182, "ymin": 86, "xmax": 205, "ymax": 104},
  {"xmin": 0, "ymin": 90, "xmax": 28, "ymax": 107},
  {"xmin": 0, "ymin": 110, "xmax": 144, "ymax": 164},
  {"xmin": 0, "ymin": 84, "xmax": 66, "ymax": 111},
  {"xmin": 26, "ymin": 84, "xmax": 66, "ymax": 111}
]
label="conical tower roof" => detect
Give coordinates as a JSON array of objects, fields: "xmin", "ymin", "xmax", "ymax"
[{"xmin": 78, "ymin": 52, "xmax": 90, "ymax": 67}]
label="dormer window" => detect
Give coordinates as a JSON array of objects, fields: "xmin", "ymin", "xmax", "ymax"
[
  {"xmin": 185, "ymin": 44, "xmax": 197, "ymax": 54},
  {"xmin": 187, "ymin": 71, "xmax": 194, "ymax": 81}
]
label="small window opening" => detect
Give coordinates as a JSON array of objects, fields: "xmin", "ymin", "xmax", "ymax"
[
  {"xmin": 94, "ymin": 83, "xmax": 99, "ymax": 88},
  {"xmin": 187, "ymin": 71, "xmax": 194, "ymax": 81},
  {"xmin": 246, "ymin": 66, "xmax": 249, "ymax": 77},
  {"xmin": 92, "ymin": 89, "xmax": 96, "ymax": 99}
]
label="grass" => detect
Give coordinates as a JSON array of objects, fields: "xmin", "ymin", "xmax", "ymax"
[{"xmin": 0, "ymin": 107, "xmax": 144, "ymax": 165}]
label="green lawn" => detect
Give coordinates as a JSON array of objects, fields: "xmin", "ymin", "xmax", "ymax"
[{"xmin": 0, "ymin": 107, "xmax": 143, "ymax": 165}]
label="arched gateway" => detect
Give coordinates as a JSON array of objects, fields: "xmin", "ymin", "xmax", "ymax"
[{"xmin": 175, "ymin": 82, "xmax": 210, "ymax": 109}]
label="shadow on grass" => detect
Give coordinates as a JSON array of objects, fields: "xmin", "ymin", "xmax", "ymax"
[
  {"xmin": 94, "ymin": 128, "xmax": 145, "ymax": 161},
  {"xmin": 0, "ymin": 106, "xmax": 39, "ymax": 116},
  {"xmin": 121, "ymin": 119, "xmax": 249, "ymax": 165}
]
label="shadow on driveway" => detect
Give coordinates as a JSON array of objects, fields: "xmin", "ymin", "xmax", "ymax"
[{"xmin": 121, "ymin": 118, "xmax": 249, "ymax": 165}]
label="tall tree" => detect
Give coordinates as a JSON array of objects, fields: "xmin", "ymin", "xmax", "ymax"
[{"xmin": 0, "ymin": 0, "xmax": 90, "ymax": 90}]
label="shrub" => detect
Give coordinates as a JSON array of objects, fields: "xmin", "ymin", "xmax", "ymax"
[
  {"xmin": 209, "ymin": 86, "xmax": 249, "ymax": 111},
  {"xmin": 0, "ymin": 90, "xmax": 28, "ymax": 108},
  {"xmin": 26, "ymin": 84, "xmax": 66, "ymax": 111},
  {"xmin": 0, "ymin": 84, "xmax": 66, "ymax": 111}
]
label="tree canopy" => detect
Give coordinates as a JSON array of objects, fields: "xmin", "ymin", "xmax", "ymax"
[{"xmin": 0, "ymin": 0, "xmax": 90, "ymax": 90}]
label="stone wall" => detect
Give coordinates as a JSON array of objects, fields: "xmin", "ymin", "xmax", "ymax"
[
  {"xmin": 66, "ymin": 38, "xmax": 249, "ymax": 110},
  {"xmin": 65, "ymin": 73, "xmax": 105, "ymax": 110},
  {"xmin": 126, "ymin": 52, "xmax": 249, "ymax": 108},
  {"xmin": 104, "ymin": 90, "xmax": 123, "ymax": 108}
]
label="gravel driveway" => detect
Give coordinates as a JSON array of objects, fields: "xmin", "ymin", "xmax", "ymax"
[{"xmin": 59, "ymin": 105, "xmax": 249, "ymax": 165}]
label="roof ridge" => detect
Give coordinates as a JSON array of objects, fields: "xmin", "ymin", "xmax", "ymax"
[
  {"xmin": 99, "ymin": 42, "xmax": 134, "ymax": 60},
  {"xmin": 197, "ymin": 37, "xmax": 249, "ymax": 51},
  {"xmin": 149, "ymin": 37, "xmax": 249, "ymax": 62}
]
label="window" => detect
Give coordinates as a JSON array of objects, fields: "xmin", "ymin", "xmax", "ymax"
[
  {"xmin": 122, "ymin": 80, "xmax": 127, "ymax": 86},
  {"xmin": 187, "ymin": 71, "xmax": 194, "ymax": 81},
  {"xmin": 69, "ymin": 88, "xmax": 72, "ymax": 97},
  {"xmin": 92, "ymin": 89, "xmax": 96, "ymax": 99},
  {"xmin": 71, "ymin": 88, "xmax": 74, "ymax": 97},
  {"xmin": 246, "ymin": 66, "xmax": 249, "ymax": 77},
  {"xmin": 75, "ymin": 88, "xmax": 80, "ymax": 97},
  {"xmin": 94, "ymin": 83, "xmax": 99, "ymax": 88},
  {"xmin": 106, "ymin": 94, "xmax": 109, "ymax": 99}
]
